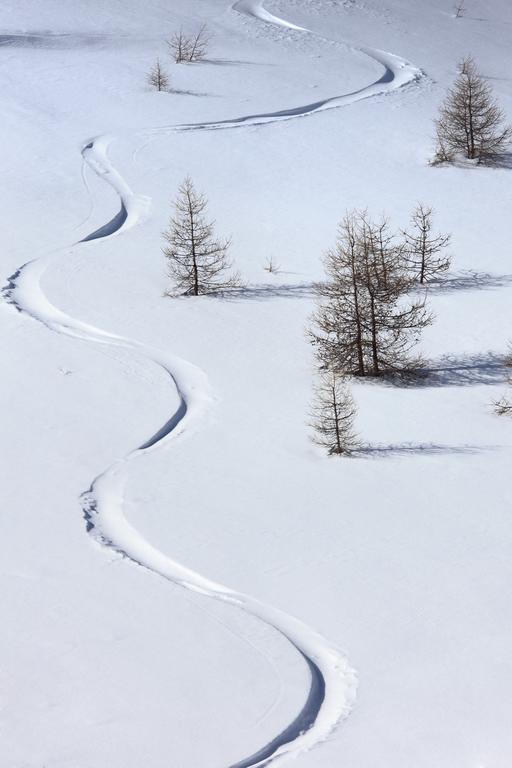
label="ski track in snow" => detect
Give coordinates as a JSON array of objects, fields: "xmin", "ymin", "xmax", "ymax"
[
  {"xmin": 136, "ymin": 0, "xmax": 423, "ymax": 153},
  {"xmin": 2, "ymin": 1, "xmax": 426, "ymax": 765}
]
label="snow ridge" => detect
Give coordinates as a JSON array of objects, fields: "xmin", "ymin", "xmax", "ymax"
[{"xmin": 1, "ymin": 2, "xmax": 428, "ymax": 765}]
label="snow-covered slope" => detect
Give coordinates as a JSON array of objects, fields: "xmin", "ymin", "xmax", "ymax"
[{"xmin": 2, "ymin": 1, "xmax": 512, "ymax": 767}]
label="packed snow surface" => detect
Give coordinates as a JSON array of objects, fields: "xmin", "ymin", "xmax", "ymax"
[{"xmin": 1, "ymin": 1, "xmax": 512, "ymax": 767}]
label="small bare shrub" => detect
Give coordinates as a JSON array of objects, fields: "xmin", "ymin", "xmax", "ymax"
[{"xmin": 147, "ymin": 59, "xmax": 169, "ymax": 91}]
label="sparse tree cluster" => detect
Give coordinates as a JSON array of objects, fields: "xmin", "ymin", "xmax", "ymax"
[
  {"xmin": 434, "ymin": 56, "xmax": 512, "ymax": 164},
  {"xmin": 308, "ymin": 206, "xmax": 451, "ymax": 456},
  {"xmin": 310, "ymin": 209, "xmax": 433, "ymax": 380},
  {"xmin": 168, "ymin": 24, "xmax": 210, "ymax": 63},
  {"xmin": 163, "ymin": 177, "xmax": 241, "ymax": 296},
  {"xmin": 153, "ymin": 51, "xmax": 510, "ymax": 458},
  {"xmin": 146, "ymin": 23, "xmax": 210, "ymax": 91}
]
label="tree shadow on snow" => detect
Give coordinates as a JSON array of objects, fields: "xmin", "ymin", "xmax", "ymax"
[
  {"xmin": 218, "ymin": 282, "xmax": 315, "ymax": 301},
  {"xmin": 433, "ymin": 151, "xmax": 512, "ymax": 170},
  {"xmin": 198, "ymin": 58, "xmax": 272, "ymax": 67},
  {"xmin": 424, "ymin": 270, "xmax": 512, "ymax": 294},
  {"xmin": 169, "ymin": 88, "xmax": 215, "ymax": 97},
  {"xmin": 355, "ymin": 442, "xmax": 486, "ymax": 458},
  {"xmin": 383, "ymin": 351, "xmax": 509, "ymax": 389},
  {"xmin": 0, "ymin": 32, "xmax": 128, "ymax": 49},
  {"xmin": 482, "ymin": 152, "xmax": 512, "ymax": 169}
]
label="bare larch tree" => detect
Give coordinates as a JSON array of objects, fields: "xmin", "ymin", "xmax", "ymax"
[
  {"xmin": 147, "ymin": 59, "xmax": 169, "ymax": 92},
  {"xmin": 434, "ymin": 56, "xmax": 512, "ymax": 164},
  {"xmin": 168, "ymin": 24, "xmax": 209, "ymax": 63},
  {"xmin": 163, "ymin": 177, "xmax": 241, "ymax": 296},
  {"xmin": 310, "ymin": 370, "xmax": 359, "ymax": 455},
  {"xmin": 402, "ymin": 204, "xmax": 451, "ymax": 283},
  {"xmin": 168, "ymin": 29, "xmax": 190, "ymax": 63},
  {"xmin": 310, "ymin": 210, "xmax": 432, "ymax": 378}
]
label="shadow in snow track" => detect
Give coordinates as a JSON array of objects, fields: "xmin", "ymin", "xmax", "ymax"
[
  {"xmin": 151, "ymin": 54, "xmax": 413, "ymax": 135},
  {"xmin": 230, "ymin": 655, "xmax": 325, "ymax": 768},
  {"xmin": 138, "ymin": 398, "xmax": 187, "ymax": 450},
  {"xmin": 80, "ymin": 203, "xmax": 127, "ymax": 242}
]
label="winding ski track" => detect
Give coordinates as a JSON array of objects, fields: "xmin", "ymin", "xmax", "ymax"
[
  {"xmin": 139, "ymin": 0, "xmax": 423, "ymax": 141},
  {"xmin": 3, "ymin": 2, "xmax": 426, "ymax": 766}
]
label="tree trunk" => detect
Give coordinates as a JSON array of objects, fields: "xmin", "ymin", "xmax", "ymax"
[
  {"xmin": 332, "ymin": 385, "xmax": 342, "ymax": 454},
  {"xmin": 467, "ymin": 81, "xmax": 475, "ymax": 158},
  {"xmin": 369, "ymin": 295, "xmax": 379, "ymax": 376},
  {"xmin": 419, "ymin": 230, "xmax": 426, "ymax": 284},
  {"xmin": 350, "ymin": 254, "xmax": 365, "ymax": 376},
  {"xmin": 188, "ymin": 199, "xmax": 199, "ymax": 296}
]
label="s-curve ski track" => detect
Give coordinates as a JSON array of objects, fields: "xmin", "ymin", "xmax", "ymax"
[{"xmin": 3, "ymin": 2, "xmax": 425, "ymax": 766}]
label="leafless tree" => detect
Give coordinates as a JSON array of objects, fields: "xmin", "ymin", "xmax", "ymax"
[
  {"xmin": 168, "ymin": 24, "xmax": 210, "ymax": 63},
  {"xmin": 188, "ymin": 24, "xmax": 210, "ymax": 62},
  {"xmin": 163, "ymin": 177, "xmax": 241, "ymax": 296},
  {"xmin": 310, "ymin": 210, "xmax": 432, "ymax": 378},
  {"xmin": 147, "ymin": 59, "xmax": 170, "ymax": 92},
  {"xmin": 402, "ymin": 204, "xmax": 451, "ymax": 283},
  {"xmin": 168, "ymin": 29, "xmax": 191, "ymax": 63},
  {"xmin": 454, "ymin": 0, "xmax": 466, "ymax": 18},
  {"xmin": 434, "ymin": 56, "xmax": 512, "ymax": 164},
  {"xmin": 310, "ymin": 370, "xmax": 359, "ymax": 455}
]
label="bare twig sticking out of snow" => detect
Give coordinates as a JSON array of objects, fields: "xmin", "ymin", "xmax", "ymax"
[
  {"xmin": 264, "ymin": 256, "xmax": 281, "ymax": 274},
  {"xmin": 454, "ymin": 0, "xmax": 465, "ymax": 18}
]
